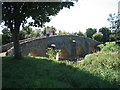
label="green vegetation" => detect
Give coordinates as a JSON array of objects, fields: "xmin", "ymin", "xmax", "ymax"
[
  {"xmin": 85, "ymin": 28, "xmax": 97, "ymax": 38},
  {"xmin": 92, "ymin": 32, "xmax": 103, "ymax": 42},
  {"xmin": 99, "ymin": 27, "xmax": 111, "ymax": 43},
  {"xmin": 2, "ymin": 42, "xmax": 120, "ymax": 88},
  {"xmin": 2, "ymin": 2, "xmax": 74, "ymax": 59},
  {"xmin": 73, "ymin": 42, "xmax": 120, "ymax": 87},
  {"xmin": 2, "ymin": 28, "xmax": 12, "ymax": 45},
  {"xmin": 46, "ymin": 48, "xmax": 61, "ymax": 60},
  {"xmin": 73, "ymin": 31, "xmax": 85, "ymax": 37},
  {"xmin": 2, "ymin": 26, "xmax": 43, "ymax": 45}
]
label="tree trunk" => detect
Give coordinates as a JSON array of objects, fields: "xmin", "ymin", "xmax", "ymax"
[{"xmin": 12, "ymin": 21, "xmax": 21, "ymax": 59}]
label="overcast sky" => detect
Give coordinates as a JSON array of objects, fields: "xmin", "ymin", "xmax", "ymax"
[
  {"xmin": 45, "ymin": 0, "xmax": 119, "ymax": 33},
  {"xmin": 0, "ymin": 0, "xmax": 119, "ymax": 34}
]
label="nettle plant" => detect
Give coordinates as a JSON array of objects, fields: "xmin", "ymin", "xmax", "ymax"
[{"xmin": 46, "ymin": 48, "xmax": 61, "ymax": 60}]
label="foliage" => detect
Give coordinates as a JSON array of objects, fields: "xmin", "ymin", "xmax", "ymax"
[
  {"xmin": 115, "ymin": 30, "xmax": 120, "ymax": 40},
  {"xmin": 73, "ymin": 31, "xmax": 85, "ymax": 36},
  {"xmin": 92, "ymin": 32, "xmax": 103, "ymax": 42},
  {"xmin": 100, "ymin": 42, "xmax": 120, "ymax": 53},
  {"xmin": 2, "ymin": 2, "xmax": 74, "ymax": 59},
  {"xmin": 21, "ymin": 26, "xmax": 36, "ymax": 38},
  {"xmin": 107, "ymin": 13, "xmax": 118, "ymax": 32},
  {"xmin": 46, "ymin": 48, "xmax": 61, "ymax": 60},
  {"xmin": 2, "ymin": 26, "xmax": 41, "ymax": 44},
  {"xmin": 99, "ymin": 27, "xmax": 111, "ymax": 43},
  {"xmin": 2, "ymin": 28, "xmax": 12, "ymax": 45},
  {"xmin": 85, "ymin": 28, "xmax": 97, "ymax": 38},
  {"xmin": 35, "ymin": 30, "xmax": 43, "ymax": 37},
  {"xmin": 107, "ymin": 13, "xmax": 120, "ymax": 41},
  {"xmin": 77, "ymin": 42, "xmax": 120, "ymax": 88},
  {"xmin": 109, "ymin": 33, "xmax": 116, "ymax": 41},
  {"xmin": 58, "ymin": 30, "xmax": 71, "ymax": 35}
]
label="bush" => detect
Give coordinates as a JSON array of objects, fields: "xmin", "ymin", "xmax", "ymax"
[
  {"xmin": 86, "ymin": 28, "xmax": 97, "ymax": 38},
  {"xmin": 92, "ymin": 32, "xmax": 103, "ymax": 42},
  {"xmin": 46, "ymin": 48, "xmax": 61, "ymax": 60}
]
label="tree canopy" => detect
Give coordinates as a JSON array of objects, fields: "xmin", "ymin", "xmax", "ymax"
[
  {"xmin": 107, "ymin": 13, "xmax": 120, "ymax": 41},
  {"xmin": 2, "ymin": 2, "xmax": 74, "ymax": 59},
  {"xmin": 2, "ymin": 2, "xmax": 74, "ymax": 28},
  {"xmin": 99, "ymin": 27, "xmax": 111, "ymax": 43},
  {"xmin": 92, "ymin": 32, "xmax": 103, "ymax": 42},
  {"xmin": 85, "ymin": 28, "xmax": 97, "ymax": 38}
]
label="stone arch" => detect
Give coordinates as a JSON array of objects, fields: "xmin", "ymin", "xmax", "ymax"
[
  {"xmin": 28, "ymin": 50, "xmax": 41, "ymax": 57},
  {"xmin": 89, "ymin": 45, "xmax": 95, "ymax": 53},
  {"xmin": 76, "ymin": 45, "xmax": 84, "ymax": 57},
  {"xmin": 59, "ymin": 48, "xmax": 69, "ymax": 60}
]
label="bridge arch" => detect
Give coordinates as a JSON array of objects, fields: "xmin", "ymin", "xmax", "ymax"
[
  {"xmin": 76, "ymin": 45, "xmax": 85, "ymax": 57},
  {"xmin": 59, "ymin": 48, "xmax": 69, "ymax": 60},
  {"xmin": 5, "ymin": 35, "xmax": 101, "ymax": 60},
  {"xmin": 29, "ymin": 50, "xmax": 42, "ymax": 57}
]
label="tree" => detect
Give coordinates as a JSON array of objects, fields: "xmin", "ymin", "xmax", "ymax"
[
  {"xmin": 2, "ymin": 28, "xmax": 12, "ymax": 45},
  {"xmin": 92, "ymin": 32, "xmax": 103, "ymax": 42},
  {"xmin": 99, "ymin": 27, "xmax": 111, "ymax": 43},
  {"xmin": 2, "ymin": 2, "xmax": 74, "ymax": 59},
  {"xmin": 21, "ymin": 26, "xmax": 36, "ymax": 38},
  {"xmin": 107, "ymin": 13, "xmax": 118, "ymax": 32},
  {"xmin": 85, "ymin": 28, "xmax": 97, "ymax": 38},
  {"xmin": 58, "ymin": 30, "xmax": 71, "ymax": 35},
  {"xmin": 73, "ymin": 31, "xmax": 85, "ymax": 36},
  {"xmin": 19, "ymin": 30, "xmax": 26, "ymax": 40},
  {"xmin": 107, "ymin": 13, "xmax": 120, "ymax": 41},
  {"xmin": 2, "ymin": 27, "xmax": 36, "ymax": 44},
  {"xmin": 35, "ymin": 30, "xmax": 43, "ymax": 37}
]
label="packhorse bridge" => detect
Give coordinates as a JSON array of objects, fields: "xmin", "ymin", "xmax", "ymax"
[{"xmin": 3, "ymin": 35, "xmax": 101, "ymax": 60}]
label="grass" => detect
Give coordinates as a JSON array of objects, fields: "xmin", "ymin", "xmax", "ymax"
[
  {"xmin": 2, "ymin": 42, "xmax": 120, "ymax": 88},
  {"xmin": 69, "ymin": 42, "xmax": 120, "ymax": 88}
]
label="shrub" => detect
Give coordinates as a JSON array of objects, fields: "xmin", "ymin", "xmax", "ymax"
[
  {"xmin": 46, "ymin": 48, "xmax": 61, "ymax": 60},
  {"xmin": 92, "ymin": 32, "xmax": 103, "ymax": 42}
]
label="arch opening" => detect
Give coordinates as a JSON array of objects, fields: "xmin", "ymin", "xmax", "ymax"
[
  {"xmin": 76, "ymin": 45, "xmax": 85, "ymax": 58},
  {"xmin": 28, "ymin": 50, "xmax": 41, "ymax": 57},
  {"xmin": 59, "ymin": 48, "xmax": 69, "ymax": 60},
  {"xmin": 89, "ymin": 45, "xmax": 95, "ymax": 53}
]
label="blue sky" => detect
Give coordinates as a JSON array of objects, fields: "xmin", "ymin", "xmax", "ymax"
[{"xmin": 0, "ymin": 0, "xmax": 119, "ymax": 33}]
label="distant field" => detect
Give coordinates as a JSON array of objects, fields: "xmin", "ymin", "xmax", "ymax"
[{"xmin": 2, "ymin": 42, "xmax": 120, "ymax": 88}]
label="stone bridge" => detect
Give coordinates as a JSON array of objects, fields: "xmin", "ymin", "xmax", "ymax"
[{"xmin": 5, "ymin": 35, "xmax": 101, "ymax": 60}]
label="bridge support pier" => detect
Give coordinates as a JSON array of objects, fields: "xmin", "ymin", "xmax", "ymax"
[{"xmin": 70, "ymin": 39, "xmax": 77, "ymax": 61}]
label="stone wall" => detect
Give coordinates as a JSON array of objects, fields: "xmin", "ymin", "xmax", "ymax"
[{"xmin": 6, "ymin": 35, "xmax": 101, "ymax": 60}]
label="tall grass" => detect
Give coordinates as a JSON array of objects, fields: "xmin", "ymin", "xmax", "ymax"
[
  {"xmin": 66, "ymin": 42, "xmax": 120, "ymax": 88},
  {"xmin": 2, "ymin": 42, "xmax": 120, "ymax": 88}
]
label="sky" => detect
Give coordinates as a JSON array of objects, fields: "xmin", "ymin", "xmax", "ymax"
[
  {"xmin": 44, "ymin": 0, "xmax": 119, "ymax": 33},
  {"xmin": 0, "ymin": 0, "xmax": 119, "ymax": 33}
]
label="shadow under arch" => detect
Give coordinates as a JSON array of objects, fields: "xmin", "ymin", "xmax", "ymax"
[
  {"xmin": 88, "ymin": 45, "xmax": 96, "ymax": 53},
  {"xmin": 59, "ymin": 48, "xmax": 69, "ymax": 60},
  {"xmin": 28, "ymin": 50, "xmax": 42, "ymax": 57},
  {"xmin": 76, "ymin": 45, "xmax": 85, "ymax": 57}
]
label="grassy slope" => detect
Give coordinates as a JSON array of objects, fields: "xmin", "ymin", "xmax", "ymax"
[
  {"xmin": 2, "ymin": 42, "xmax": 120, "ymax": 88},
  {"xmin": 71, "ymin": 42, "xmax": 120, "ymax": 88}
]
